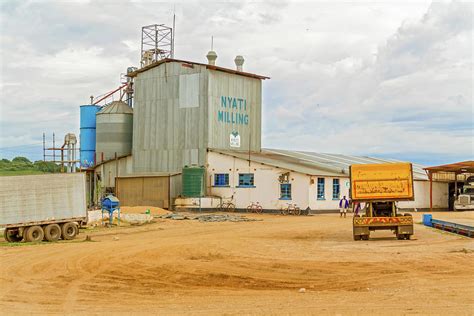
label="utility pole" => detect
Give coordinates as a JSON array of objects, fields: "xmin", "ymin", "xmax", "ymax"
[{"xmin": 43, "ymin": 133, "xmax": 46, "ymax": 162}]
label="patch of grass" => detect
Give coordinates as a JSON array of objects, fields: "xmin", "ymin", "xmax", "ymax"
[{"xmin": 0, "ymin": 170, "xmax": 46, "ymax": 176}]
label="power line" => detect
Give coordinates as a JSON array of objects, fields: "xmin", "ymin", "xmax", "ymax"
[{"xmin": 0, "ymin": 142, "xmax": 43, "ymax": 150}]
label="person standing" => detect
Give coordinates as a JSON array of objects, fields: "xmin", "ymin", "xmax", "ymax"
[
  {"xmin": 339, "ymin": 196, "xmax": 349, "ymax": 218},
  {"xmin": 354, "ymin": 202, "xmax": 362, "ymax": 216}
]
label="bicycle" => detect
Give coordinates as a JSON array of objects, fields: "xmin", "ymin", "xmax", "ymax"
[
  {"xmin": 281, "ymin": 203, "xmax": 301, "ymax": 216},
  {"xmin": 247, "ymin": 201, "xmax": 263, "ymax": 214},
  {"xmin": 218, "ymin": 195, "xmax": 235, "ymax": 212}
]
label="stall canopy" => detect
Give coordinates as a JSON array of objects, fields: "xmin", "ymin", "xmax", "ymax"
[{"xmin": 424, "ymin": 161, "xmax": 474, "ymax": 211}]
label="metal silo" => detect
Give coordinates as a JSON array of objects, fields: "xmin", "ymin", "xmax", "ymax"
[
  {"xmin": 80, "ymin": 105, "xmax": 101, "ymax": 168},
  {"xmin": 95, "ymin": 101, "xmax": 133, "ymax": 163}
]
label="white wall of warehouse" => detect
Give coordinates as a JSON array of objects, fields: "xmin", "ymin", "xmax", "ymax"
[
  {"xmin": 207, "ymin": 152, "xmax": 449, "ymax": 211},
  {"xmin": 398, "ymin": 181, "xmax": 448, "ymax": 210}
]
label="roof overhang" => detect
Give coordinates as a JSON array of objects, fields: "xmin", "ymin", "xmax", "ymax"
[
  {"xmin": 424, "ymin": 161, "xmax": 474, "ymax": 174},
  {"xmin": 127, "ymin": 58, "xmax": 270, "ymax": 80}
]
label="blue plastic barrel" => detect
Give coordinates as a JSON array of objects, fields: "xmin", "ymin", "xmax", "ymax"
[
  {"xmin": 80, "ymin": 105, "xmax": 101, "ymax": 168},
  {"xmin": 423, "ymin": 214, "xmax": 433, "ymax": 227}
]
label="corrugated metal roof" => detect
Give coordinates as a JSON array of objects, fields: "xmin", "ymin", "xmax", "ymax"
[
  {"xmin": 424, "ymin": 161, "xmax": 474, "ymax": 173},
  {"xmin": 210, "ymin": 148, "xmax": 429, "ymax": 180},
  {"xmin": 97, "ymin": 101, "xmax": 133, "ymax": 115},
  {"xmin": 127, "ymin": 58, "xmax": 270, "ymax": 80}
]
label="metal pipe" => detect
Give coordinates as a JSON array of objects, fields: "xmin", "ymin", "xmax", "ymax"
[{"xmin": 93, "ymin": 84, "xmax": 127, "ymax": 105}]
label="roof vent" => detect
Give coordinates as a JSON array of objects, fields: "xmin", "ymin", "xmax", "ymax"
[
  {"xmin": 206, "ymin": 51, "xmax": 217, "ymax": 65},
  {"xmin": 234, "ymin": 55, "xmax": 244, "ymax": 71}
]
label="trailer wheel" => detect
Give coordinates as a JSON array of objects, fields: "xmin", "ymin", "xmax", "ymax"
[
  {"xmin": 353, "ymin": 235, "xmax": 361, "ymax": 241},
  {"xmin": 405, "ymin": 234, "xmax": 411, "ymax": 240},
  {"xmin": 25, "ymin": 226, "xmax": 44, "ymax": 242},
  {"xmin": 44, "ymin": 224, "xmax": 61, "ymax": 242},
  {"xmin": 61, "ymin": 222, "xmax": 78, "ymax": 240},
  {"xmin": 4, "ymin": 228, "xmax": 22, "ymax": 243},
  {"xmin": 362, "ymin": 235, "xmax": 369, "ymax": 241}
]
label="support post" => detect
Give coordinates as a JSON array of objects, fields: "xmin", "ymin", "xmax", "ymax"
[
  {"xmin": 429, "ymin": 172, "xmax": 433, "ymax": 212},
  {"xmin": 454, "ymin": 172, "xmax": 458, "ymax": 199},
  {"xmin": 115, "ymin": 152, "xmax": 118, "ymax": 194}
]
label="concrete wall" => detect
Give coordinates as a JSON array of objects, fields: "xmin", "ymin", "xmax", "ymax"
[
  {"xmin": 206, "ymin": 152, "xmax": 449, "ymax": 211},
  {"xmin": 399, "ymin": 181, "xmax": 448, "ymax": 210},
  {"xmin": 308, "ymin": 176, "xmax": 351, "ymax": 210},
  {"xmin": 207, "ymin": 152, "xmax": 347, "ymax": 210}
]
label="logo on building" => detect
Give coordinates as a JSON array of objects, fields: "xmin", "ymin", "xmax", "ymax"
[{"xmin": 230, "ymin": 131, "xmax": 241, "ymax": 148}]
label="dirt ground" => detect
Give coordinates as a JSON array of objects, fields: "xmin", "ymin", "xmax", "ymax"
[{"xmin": 1, "ymin": 210, "xmax": 473, "ymax": 315}]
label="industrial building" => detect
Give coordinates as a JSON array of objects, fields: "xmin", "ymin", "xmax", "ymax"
[{"xmin": 78, "ymin": 46, "xmax": 451, "ymax": 212}]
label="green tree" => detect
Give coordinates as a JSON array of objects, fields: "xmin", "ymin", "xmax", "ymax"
[{"xmin": 12, "ymin": 157, "xmax": 32, "ymax": 164}]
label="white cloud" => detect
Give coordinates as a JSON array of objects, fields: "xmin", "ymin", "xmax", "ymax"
[{"xmin": 0, "ymin": 0, "xmax": 472, "ymax": 165}]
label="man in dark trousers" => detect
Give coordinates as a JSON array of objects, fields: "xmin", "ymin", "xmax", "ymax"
[{"xmin": 339, "ymin": 196, "xmax": 349, "ymax": 218}]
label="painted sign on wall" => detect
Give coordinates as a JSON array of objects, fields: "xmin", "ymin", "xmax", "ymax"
[
  {"xmin": 217, "ymin": 96, "xmax": 249, "ymax": 125},
  {"xmin": 230, "ymin": 131, "xmax": 241, "ymax": 148}
]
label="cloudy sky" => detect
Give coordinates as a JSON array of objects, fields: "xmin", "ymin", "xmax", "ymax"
[{"xmin": 0, "ymin": 0, "xmax": 472, "ymax": 165}]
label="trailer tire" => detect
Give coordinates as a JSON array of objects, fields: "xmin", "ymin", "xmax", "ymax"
[
  {"xmin": 25, "ymin": 226, "xmax": 44, "ymax": 242},
  {"xmin": 4, "ymin": 228, "xmax": 22, "ymax": 243},
  {"xmin": 61, "ymin": 222, "xmax": 78, "ymax": 240},
  {"xmin": 353, "ymin": 235, "xmax": 361, "ymax": 241},
  {"xmin": 44, "ymin": 224, "xmax": 61, "ymax": 242}
]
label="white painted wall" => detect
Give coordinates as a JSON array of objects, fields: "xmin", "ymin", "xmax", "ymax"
[
  {"xmin": 399, "ymin": 181, "xmax": 448, "ymax": 210},
  {"xmin": 207, "ymin": 152, "xmax": 449, "ymax": 211},
  {"xmin": 307, "ymin": 176, "xmax": 351, "ymax": 210}
]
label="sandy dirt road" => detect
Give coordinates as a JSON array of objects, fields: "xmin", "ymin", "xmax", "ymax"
[{"xmin": 1, "ymin": 211, "xmax": 473, "ymax": 315}]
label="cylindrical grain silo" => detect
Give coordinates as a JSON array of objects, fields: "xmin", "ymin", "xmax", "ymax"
[
  {"xmin": 95, "ymin": 101, "xmax": 133, "ymax": 163},
  {"xmin": 80, "ymin": 105, "xmax": 101, "ymax": 168}
]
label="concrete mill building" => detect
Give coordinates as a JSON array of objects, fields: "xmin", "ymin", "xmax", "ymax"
[{"xmin": 86, "ymin": 51, "xmax": 449, "ymax": 212}]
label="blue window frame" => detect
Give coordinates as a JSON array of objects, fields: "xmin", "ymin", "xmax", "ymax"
[
  {"xmin": 317, "ymin": 178, "xmax": 325, "ymax": 200},
  {"xmin": 332, "ymin": 179, "xmax": 340, "ymax": 200},
  {"xmin": 238, "ymin": 173, "xmax": 255, "ymax": 187},
  {"xmin": 280, "ymin": 183, "xmax": 292, "ymax": 200},
  {"xmin": 214, "ymin": 173, "xmax": 229, "ymax": 187}
]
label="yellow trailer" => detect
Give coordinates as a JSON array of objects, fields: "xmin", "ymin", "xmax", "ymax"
[{"xmin": 351, "ymin": 163, "xmax": 414, "ymax": 240}]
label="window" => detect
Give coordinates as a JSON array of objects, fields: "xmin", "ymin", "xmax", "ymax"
[
  {"xmin": 214, "ymin": 173, "xmax": 229, "ymax": 187},
  {"xmin": 332, "ymin": 179, "xmax": 340, "ymax": 199},
  {"xmin": 280, "ymin": 183, "xmax": 292, "ymax": 200},
  {"xmin": 238, "ymin": 173, "xmax": 255, "ymax": 187},
  {"xmin": 317, "ymin": 178, "xmax": 325, "ymax": 200}
]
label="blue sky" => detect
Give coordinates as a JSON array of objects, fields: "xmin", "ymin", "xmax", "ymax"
[{"xmin": 0, "ymin": 0, "xmax": 472, "ymax": 166}]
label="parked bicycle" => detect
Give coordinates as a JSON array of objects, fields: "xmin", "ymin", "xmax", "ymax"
[
  {"xmin": 247, "ymin": 201, "xmax": 263, "ymax": 214},
  {"xmin": 281, "ymin": 203, "xmax": 301, "ymax": 216},
  {"xmin": 218, "ymin": 195, "xmax": 235, "ymax": 212}
]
